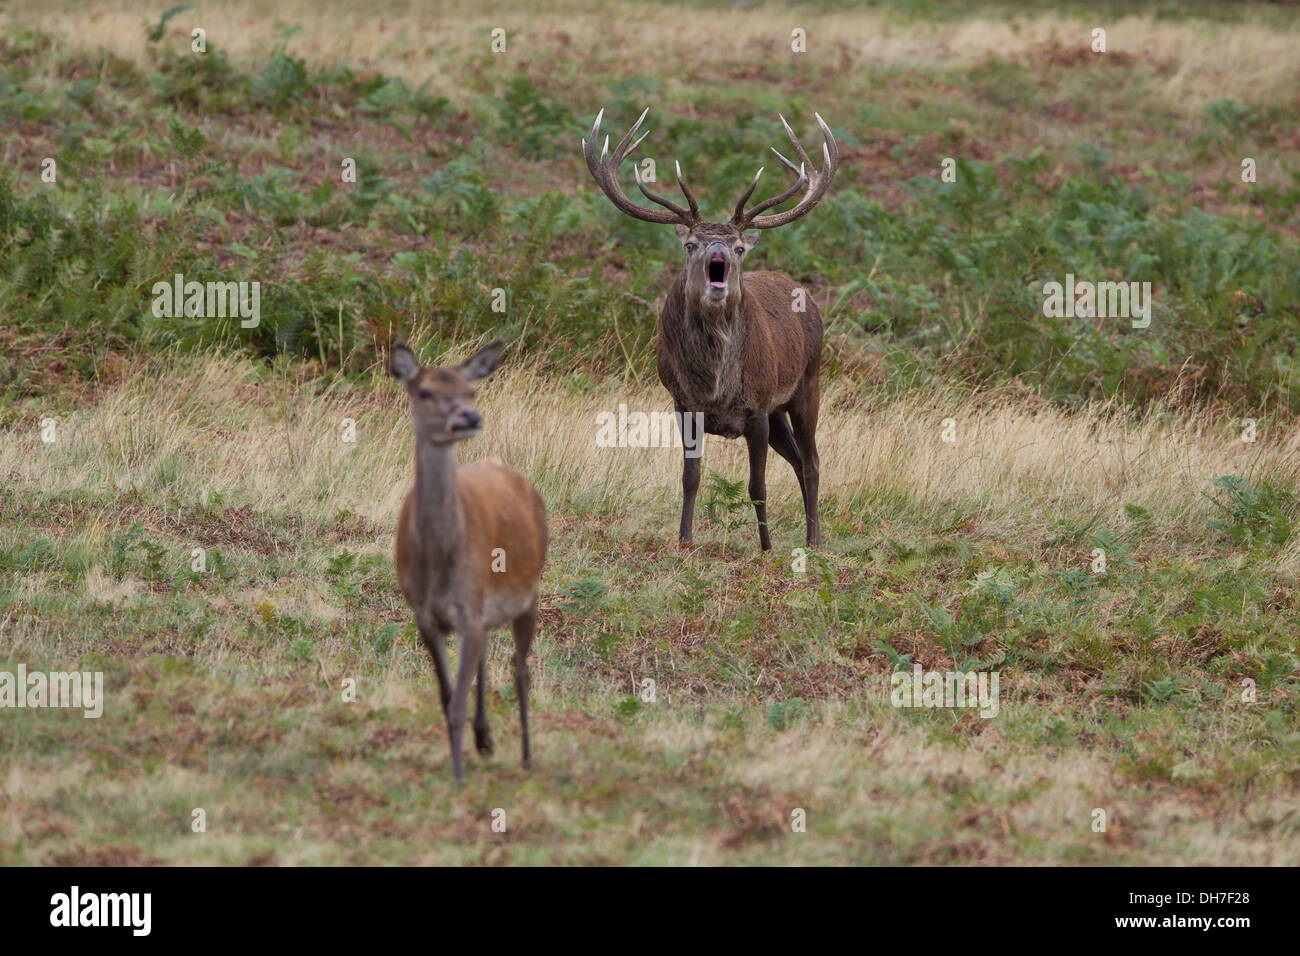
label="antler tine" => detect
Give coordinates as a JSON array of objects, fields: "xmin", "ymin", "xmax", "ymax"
[
  {"xmin": 730, "ymin": 166, "xmax": 764, "ymax": 223},
  {"xmin": 585, "ymin": 108, "xmax": 605, "ymax": 152},
  {"xmin": 624, "ymin": 129, "xmax": 651, "ymax": 159},
  {"xmin": 610, "ymin": 107, "xmax": 651, "ymax": 164},
  {"xmin": 769, "ymin": 146, "xmax": 801, "ymax": 176},
  {"xmin": 738, "ymin": 112, "xmax": 840, "ymax": 231},
  {"xmin": 738, "ymin": 162, "xmax": 807, "ymax": 223},
  {"xmin": 633, "ymin": 164, "xmax": 695, "ymax": 221},
  {"xmin": 675, "ymin": 160, "xmax": 700, "ymax": 220},
  {"xmin": 581, "ymin": 107, "xmax": 698, "ymax": 227},
  {"xmin": 778, "ymin": 114, "xmax": 815, "ymax": 171},
  {"xmin": 815, "ymin": 111, "xmax": 840, "ymax": 168}
]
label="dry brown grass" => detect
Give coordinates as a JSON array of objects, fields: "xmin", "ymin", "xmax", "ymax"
[
  {"xmin": 5, "ymin": 351, "xmax": 1299, "ymax": 864},
  {"xmin": 8, "ymin": 349, "xmax": 1298, "ymax": 564},
  {"xmin": 7, "ymin": 0, "xmax": 1299, "ymax": 112}
]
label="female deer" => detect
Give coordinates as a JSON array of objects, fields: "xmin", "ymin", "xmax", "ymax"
[{"xmin": 390, "ymin": 341, "xmax": 547, "ymax": 781}]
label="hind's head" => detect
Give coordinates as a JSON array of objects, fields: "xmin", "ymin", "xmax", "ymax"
[{"xmin": 389, "ymin": 340, "xmax": 504, "ymax": 445}]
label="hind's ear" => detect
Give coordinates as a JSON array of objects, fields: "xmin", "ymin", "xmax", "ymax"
[
  {"xmin": 460, "ymin": 339, "xmax": 505, "ymax": 381},
  {"xmin": 390, "ymin": 344, "xmax": 420, "ymax": 383}
]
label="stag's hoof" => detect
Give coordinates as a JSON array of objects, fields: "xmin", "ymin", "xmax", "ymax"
[{"xmin": 475, "ymin": 734, "xmax": 495, "ymax": 756}]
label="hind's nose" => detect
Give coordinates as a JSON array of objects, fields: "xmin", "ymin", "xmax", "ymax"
[{"xmin": 450, "ymin": 409, "xmax": 482, "ymax": 431}]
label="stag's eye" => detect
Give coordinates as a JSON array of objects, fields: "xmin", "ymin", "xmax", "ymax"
[
  {"xmin": 684, "ymin": 242, "xmax": 697, "ymax": 253},
  {"xmin": 417, "ymin": 388, "xmax": 433, "ymax": 400},
  {"xmin": 735, "ymin": 246, "xmax": 745, "ymax": 255}
]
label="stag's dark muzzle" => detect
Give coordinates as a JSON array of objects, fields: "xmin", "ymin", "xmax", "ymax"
[{"xmin": 706, "ymin": 244, "xmax": 728, "ymax": 290}]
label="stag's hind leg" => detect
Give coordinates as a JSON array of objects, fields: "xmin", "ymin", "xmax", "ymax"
[
  {"xmin": 787, "ymin": 382, "xmax": 821, "ymax": 548},
  {"xmin": 769, "ymin": 410, "xmax": 808, "ymax": 507},
  {"xmin": 511, "ymin": 599, "xmax": 537, "ymax": 769}
]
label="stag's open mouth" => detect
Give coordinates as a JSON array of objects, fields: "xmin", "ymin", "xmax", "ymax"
[{"xmin": 706, "ymin": 251, "xmax": 728, "ymax": 289}]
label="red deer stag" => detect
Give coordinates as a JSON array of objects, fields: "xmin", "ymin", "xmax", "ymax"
[
  {"xmin": 582, "ymin": 108, "xmax": 838, "ymax": 550},
  {"xmin": 390, "ymin": 341, "xmax": 547, "ymax": 781}
]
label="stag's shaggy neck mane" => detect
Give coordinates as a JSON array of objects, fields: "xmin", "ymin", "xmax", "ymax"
[{"xmin": 674, "ymin": 273, "xmax": 747, "ymax": 404}]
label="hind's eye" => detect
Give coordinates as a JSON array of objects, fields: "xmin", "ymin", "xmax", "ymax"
[{"xmin": 418, "ymin": 388, "xmax": 433, "ymax": 400}]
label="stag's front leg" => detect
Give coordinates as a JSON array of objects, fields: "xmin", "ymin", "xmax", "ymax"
[
  {"xmin": 744, "ymin": 413, "xmax": 772, "ymax": 551},
  {"xmin": 678, "ymin": 408, "xmax": 702, "ymax": 544}
]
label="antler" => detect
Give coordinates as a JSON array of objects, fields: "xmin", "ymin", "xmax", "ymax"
[
  {"xmin": 732, "ymin": 113, "xmax": 839, "ymax": 230},
  {"xmin": 582, "ymin": 107, "xmax": 701, "ymax": 228}
]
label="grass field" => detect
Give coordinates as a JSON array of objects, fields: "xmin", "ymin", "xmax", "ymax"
[{"xmin": 2, "ymin": 0, "xmax": 1299, "ymax": 865}]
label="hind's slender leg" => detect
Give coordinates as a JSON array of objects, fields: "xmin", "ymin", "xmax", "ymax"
[
  {"xmin": 511, "ymin": 600, "xmax": 537, "ymax": 768},
  {"xmin": 474, "ymin": 650, "xmax": 494, "ymax": 756}
]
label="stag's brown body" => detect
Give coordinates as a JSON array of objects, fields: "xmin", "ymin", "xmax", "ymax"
[
  {"xmin": 583, "ymin": 108, "xmax": 838, "ymax": 549},
  {"xmin": 657, "ymin": 270, "xmax": 822, "ymax": 441}
]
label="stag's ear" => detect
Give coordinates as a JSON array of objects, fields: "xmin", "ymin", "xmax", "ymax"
[
  {"xmin": 460, "ymin": 339, "xmax": 505, "ymax": 381},
  {"xmin": 390, "ymin": 344, "xmax": 420, "ymax": 383},
  {"xmin": 674, "ymin": 224, "xmax": 692, "ymax": 244},
  {"xmin": 740, "ymin": 231, "xmax": 761, "ymax": 254}
]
